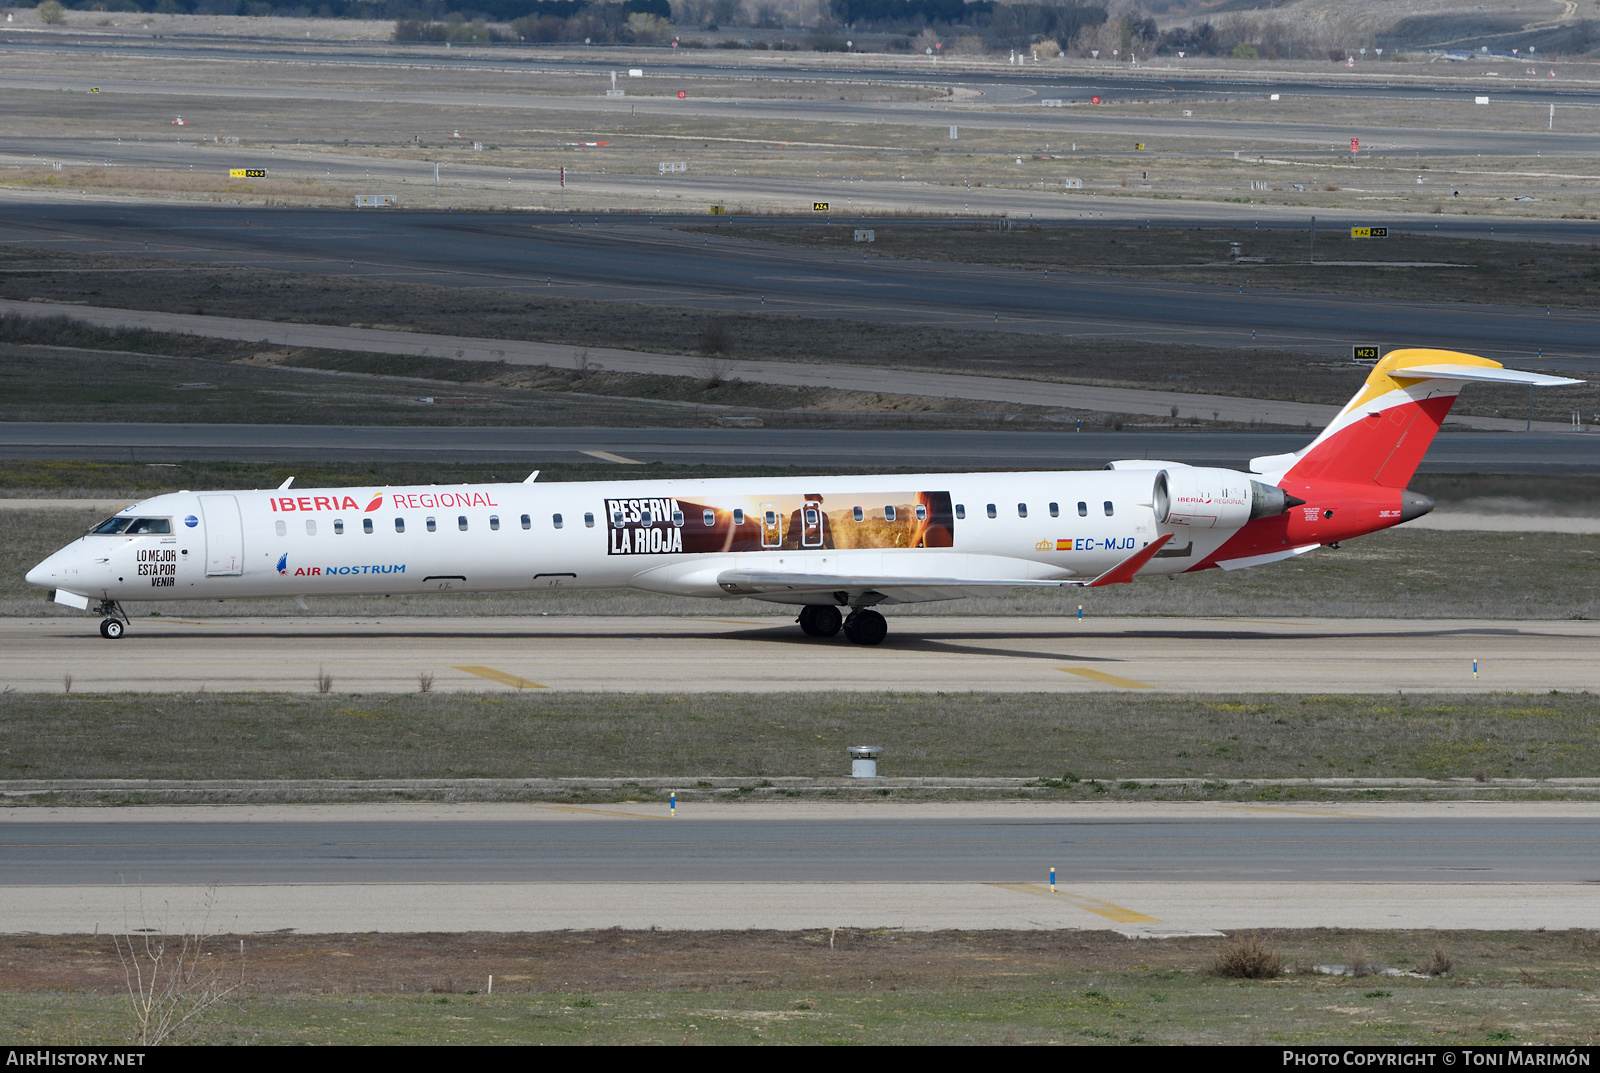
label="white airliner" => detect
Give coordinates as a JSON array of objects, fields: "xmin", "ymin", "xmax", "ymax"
[{"xmin": 26, "ymin": 350, "xmax": 1579, "ymax": 644}]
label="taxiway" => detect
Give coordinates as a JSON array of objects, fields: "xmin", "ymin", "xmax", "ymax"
[{"xmin": 2, "ymin": 615, "xmax": 1593, "ymax": 694}]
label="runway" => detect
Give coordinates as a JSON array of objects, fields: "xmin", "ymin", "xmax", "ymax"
[
  {"xmin": 3, "ymin": 422, "xmax": 1597, "ymax": 473},
  {"xmin": 3, "ymin": 616, "xmax": 1594, "ymax": 694},
  {"xmin": 7, "ymin": 207, "xmax": 1600, "ymax": 361},
  {"xmin": 3, "ymin": 803, "xmax": 1597, "ymax": 933}
]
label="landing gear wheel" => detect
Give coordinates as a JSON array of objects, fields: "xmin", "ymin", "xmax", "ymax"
[
  {"xmin": 99, "ymin": 618, "xmax": 124, "ymax": 639},
  {"xmin": 797, "ymin": 604, "xmax": 843, "ymax": 638},
  {"xmin": 812, "ymin": 604, "xmax": 843, "ymax": 637},
  {"xmin": 843, "ymin": 608, "xmax": 887, "ymax": 646}
]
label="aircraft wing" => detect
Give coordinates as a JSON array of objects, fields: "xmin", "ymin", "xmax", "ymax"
[{"xmin": 715, "ymin": 535, "xmax": 1173, "ymax": 599}]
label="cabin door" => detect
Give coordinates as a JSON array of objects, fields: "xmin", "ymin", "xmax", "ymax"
[{"xmin": 198, "ymin": 494, "xmax": 244, "ymax": 576}]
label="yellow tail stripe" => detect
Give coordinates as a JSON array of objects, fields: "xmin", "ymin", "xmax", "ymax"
[{"xmin": 453, "ymin": 665, "xmax": 547, "ymax": 690}]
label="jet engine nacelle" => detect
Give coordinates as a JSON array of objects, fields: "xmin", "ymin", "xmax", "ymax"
[{"xmin": 1153, "ymin": 468, "xmax": 1294, "ymax": 529}]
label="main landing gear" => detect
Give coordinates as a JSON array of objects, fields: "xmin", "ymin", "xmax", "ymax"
[
  {"xmin": 95, "ymin": 600, "xmax": 128, "ymax": 640},
  {"xmin": 797, "ymin": 604, "xmax": 842, "ymax": 637},
  {"xmin": 796, "ymin": 605, "xmax": 887, "ymax": 645}
]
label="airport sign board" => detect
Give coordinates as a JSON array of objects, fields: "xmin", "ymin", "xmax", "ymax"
[
  {"xmin": 1350, "ymin": 227, "xmax": 1388, "ymax": 239},
  {"xmin": 1352, "ymin": 344, "xmax": 1380, "ymax": 363},
  {"xmin": 229, "ymin": 168, "xmax": 266, "ymax": 178},
  {"xmin": 814, "ymin": 202, "xmax": 829, "ymax": 211}
]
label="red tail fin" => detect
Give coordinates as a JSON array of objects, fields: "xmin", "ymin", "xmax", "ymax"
[{"xmin": 1253, "ymin": 349, "xmax": 1573, "ymax": 489}]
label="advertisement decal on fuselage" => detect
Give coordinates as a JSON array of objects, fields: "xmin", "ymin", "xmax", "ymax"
[{"xmin": 604, "ymin": 491, "xmax": 955, "ymax": 556}]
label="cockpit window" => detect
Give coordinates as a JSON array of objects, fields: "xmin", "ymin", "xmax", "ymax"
[{"xmin": 92, "ymin": 517, "xmax": 169, "ymax": 535}]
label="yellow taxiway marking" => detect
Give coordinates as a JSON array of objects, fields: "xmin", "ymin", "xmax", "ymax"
[
  {"xmin": 538, "ymin": 805, "xmax": 666, "ymax": 821},
  {"xmin": 580, "ymin": 450, "xmax": 644, "ymax": 465},
  {"xmin": 1059, "ymin": 667, "xmax": 1152, "ymax": 690},
  {"xmin": 453, "ymin": 665, "xmax": 547, "ymax": 689},
  {"xmin": 990, "ymin": 883, "xmax": 1159, "ymax": 923},
  {"xmin": 1224, "ymin": 805, "xmax": 1371, "ymax": 820}
]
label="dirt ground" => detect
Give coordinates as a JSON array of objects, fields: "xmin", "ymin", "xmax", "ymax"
[
  {"xmin": 3, "ymin": 928, "xmax": 1587, "ymax": 996},
  {"xmin": 2, "ymin": 928, "xmax": 1597, "ymax": 1045}
]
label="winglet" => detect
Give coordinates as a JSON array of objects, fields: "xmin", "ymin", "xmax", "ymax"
[
  {"xmin": 277, "ymin": 476, "xmax": 294, "ymax": 490},
  {"xmin": 1088, "ymin": 533, "xmax": 1173, "ymax": 587},
  {"xmin": 523, "ymin": 470, "xmax": 540, "ymax": 484}
]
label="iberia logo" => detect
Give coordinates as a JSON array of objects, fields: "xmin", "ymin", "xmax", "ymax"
[
  {"xmin": 364, "ymin": 495, "xmax": 384, "ymax": 513},
  {"xmin": 277, "ymin": 553, "xmax": 288, "ymax": 575}
]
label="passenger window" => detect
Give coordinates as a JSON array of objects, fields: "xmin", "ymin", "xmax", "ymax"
[
  {"xmin": 1077, "ymin": 501, "xmax": 1088, "ymax": 517},
  {"xmin": 804, "ymin": 509, "xmax": 817, "ymax": 526},
  {"xmin": 126, "ymin": 518, "xmax": 171, "ymax": 535},
  {"xmin": 672, "ymin": 510, "xmax": 685, "ymax": 527},
  {"xmin": 642, "ymin": 510, "xmax": 654, "ymax": 526},
  {"xmin": 490, "ymin": 515, "xmax": 500, "ymax": 531},
  {"xmin": 552, "ymin": 513, "xmax": 564, "ymax": 529},
  {"xmin": 914, "ymin": 504, "xmax": 927, "ymax": 521},
  {"xmin": 91, "ymin": 517, "xmax": 133, "ymax": 535},
  {"xmin": 1104, "ymin": 501, "xmax": 1114, "ymax": 517},
  {"xmin": 334, "ymin": 519, "xmax": 344, "ymax": 535},
  {"xmin": 986, "ymin": 504, "xmax": 997, "ymax": 519},
  {"xmin": 612, "ymin": 510, "xmax": 625, "ymax": 528},
  {"xmin": 763, "ymin": 510, "xmax": 776, "ymax": 526},
  {"xmin": 703, "ymin": 509, "xmax": 715, "ymax": 526},
  {"xmin": 884, "ymin": 505, "xmax": 896, "ymax": 522},
  {"xmin": 306, "ymin": 519, "xmax": 317, "ymax": 536},
  {"xmin": 955, "ymin": 504, "xmax": 965, "ymax": 520},
  {"xmin": 733, "ymin": 509, "xmax": 745, "ymax": 526},
  {"xmin": 1017, "ymin": 503, "xmax": 1027, "ymax": 518},
  {"xmin": 395, "ymin": 517, "xmax": 405, "ymax": 533},
  {"xmin": 426, "ymin": 517, "xmax": 437, "ymax": 532},
  {"xmin": 362, "ymin": 518, "xmax": 373, "ymax": 534},
  {"xmin": 275, "ymin": 519, "xmax": 287, "ymax": 537},
  {"xmin": 1049, "ymin": 502, "xmax": 1059, "ymax": 518},
  {"xmin": 852, "ymin": 506, "xmax": 863, "ymax": 523},
  {"xmin": 521, "ymin": 514, "xmax": 531, "ymax": 530},
  {"xmin": 585, "ymin": 513, "xmax": 595, "ymax": 528},
  {"xmin": 458, "ymin": 515, "xmax": 468, "ymax": 531}
]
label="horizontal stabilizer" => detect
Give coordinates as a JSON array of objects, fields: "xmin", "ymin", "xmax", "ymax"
[{"xmin": 1390, "ymin": 364, "xmax": 1582, "ymax": 387}]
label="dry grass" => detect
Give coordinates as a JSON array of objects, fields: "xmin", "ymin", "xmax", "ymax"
[
  {"xmin": 2, "ymin": 689, "xmax": 1599, "ymax": 785},
  {"xmin": 4, "ymin": 237, "xmax": 1594, "ymax": 423},
  {"xmin": 1210, "ymin": 933, "xmax": 1281, "ymax": 979},
  {"xmin": 3, "ymin": 927, "xmax": 1595, "ymax": 1045},
  {"xmin": 1, "ymin": 167, "xmax": 348, "ymax": 205}
]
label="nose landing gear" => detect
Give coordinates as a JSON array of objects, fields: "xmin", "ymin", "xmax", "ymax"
[{"xmin": 94, "ymin": 600, "xmax": 129, "ymax": 640}]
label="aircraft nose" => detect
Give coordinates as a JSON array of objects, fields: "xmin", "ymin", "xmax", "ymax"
[{"xmin": 26, "ymin": 550, "xmax": 68, "ymax": 589}]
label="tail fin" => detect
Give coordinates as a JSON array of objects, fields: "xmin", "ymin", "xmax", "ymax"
[{"xmin": 1251, "ymin": 348, "xmax": 1581, "ymax": 489}]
